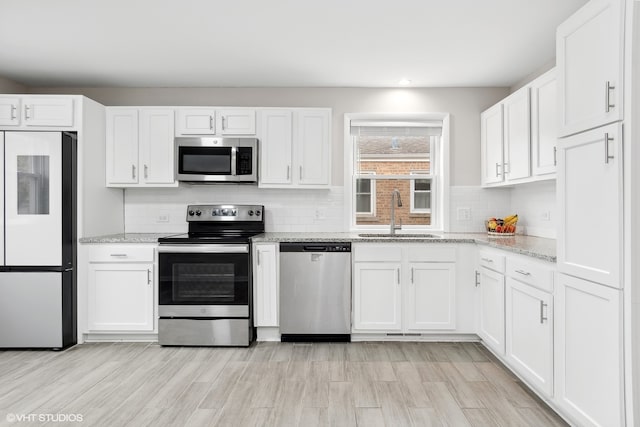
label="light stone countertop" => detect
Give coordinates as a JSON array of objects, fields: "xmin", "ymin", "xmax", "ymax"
[
  {"xmin": 79, "ymin": 233, "xmax": 178, "ymax": 244},
  {"xmin": 252, "ymin": 232, "xmax": 556, "ymax": 262},
  {"xmin": 79, "ymin": 231, "xmax": 556, "ymax": 262}
]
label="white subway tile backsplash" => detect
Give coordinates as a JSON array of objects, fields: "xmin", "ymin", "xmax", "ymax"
[{"xmin": 124, "ymin": 182, "xmax": 556, "ymax": 238}]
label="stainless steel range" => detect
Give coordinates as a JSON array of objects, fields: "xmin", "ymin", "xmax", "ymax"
[{"xmin": 157, "ymin": 204, "xmax": 264, "ymax": 347}]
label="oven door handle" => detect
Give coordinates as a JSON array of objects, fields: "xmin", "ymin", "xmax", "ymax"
[{"xmin": 158, "ymin": 244, "xmax": 249, "ymax": 254}]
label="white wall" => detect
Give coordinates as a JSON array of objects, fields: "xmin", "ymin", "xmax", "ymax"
[{"xmin": 0, "ymin": 76, "xmax": 25, "ymax": 93}]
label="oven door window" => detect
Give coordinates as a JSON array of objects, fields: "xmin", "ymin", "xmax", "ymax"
[
  {"xmin": 178, "ymin": 146, "xmax": 232, "ymax": 175},
  {"xmin": 159, "ymin": 253, "xmax": 249, "ymax": 305}
]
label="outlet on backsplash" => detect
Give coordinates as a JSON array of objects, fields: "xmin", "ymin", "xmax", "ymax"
[
  {"xmin": 457, "ymin": 207, "xmax": 471, "ymax": 221},
  {"xmin": 156, "ymin": 213, "xmax": 170, "ymax": 223}
]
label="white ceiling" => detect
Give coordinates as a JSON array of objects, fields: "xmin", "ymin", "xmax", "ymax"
[{"xmin": 0, "ymin": 0, "xmax": 588, "ymax": 88}]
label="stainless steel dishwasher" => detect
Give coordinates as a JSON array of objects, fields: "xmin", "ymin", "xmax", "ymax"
[{"xmin": 279, "ymin": 242, "xmax": 351, "ymax": 342}]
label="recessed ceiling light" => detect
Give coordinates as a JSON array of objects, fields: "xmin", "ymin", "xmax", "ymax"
[{"xmin": 398, "ymin": 79, "xmax": 412, "ymax": 86}]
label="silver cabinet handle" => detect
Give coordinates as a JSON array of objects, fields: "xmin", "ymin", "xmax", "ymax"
[
  {"xmin": 299, "ymin": 166, "xmax": 303, "ymax": 180},
  {"xmin": 481, "ymin": 257, "xmax": 494, "ymax": 263},
  {"xmin": 24, "ymin": 105, "xmax": 31, "ymax": 120},
  {"xmin": 286, "ymin": 165, "xmax": 290, "ymax": 180},
  {"xmin": 132, "ymin": 164, "xmax": 136, "ymax": 179},
  {"xmin": 221, "ymin": 116, "xmax": 226, "ymax": 130},
  {"xmin": 257, "ymin": 250, "xmax": 261, "ymax": 266},
  {"xmin": 210, "ymin": 115, "xmax": 214, "ymax": 130},
  {"xmin": 553, "ymin": 146, "xmax": 557, "ymax": 166},
  {"xmin": 605, "ymin": 133, "xmax": 614, "ymax": 164},
  {"xmin": 147, "ymin": 269, "xmax": 151, "ymax": 285},
  {"xmin": 475, "ymin": 270, "xmax": 480, "ymax": 287},
  {"xmin": 515, "ymin": 269, "xmax": 531, "ymax": 276},
  {"xmin": 411, "ymin": 267, "xmax": 414, "ymax": 284},
  {"xmin": 396, "ymin": 268, "xmax": 400, "ymax": 285},
  {"xmin": 503, "ymin": 162, "xmax": 510, "ymax": 174},
  {"xmin": 10, "ymin": 104, "xmax": 17, "ymax": 120},
  {"xmin": 495, "ymin": 162, "xmax": 501, "ymax": 177},
  {"xmin": 540, "ymin": 301, "xmax": 548, "ymax": 324},
  {"xmin": 110, "ymin": 253, "xmax": 128, "ymax": 257},
  {"xmin": 605, "ymin": 81, "xmax": 615, "ymax": 112},
  {"xmin": 144, "ymin": 164, "xmax": 149, "ymax": 179}
]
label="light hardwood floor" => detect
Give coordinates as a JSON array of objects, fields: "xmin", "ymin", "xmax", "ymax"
[{"xmin": 0, "ymin": 341, "xmax": 568, "ymax": 426}]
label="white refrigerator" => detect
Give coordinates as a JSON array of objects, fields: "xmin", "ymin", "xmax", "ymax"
[{"xmin": 0, "ymin": 131, "xmax": 76, "ymax": 349}]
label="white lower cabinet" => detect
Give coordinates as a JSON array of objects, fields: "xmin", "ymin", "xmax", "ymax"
[
  {"xmin": 352, "ymin": 244, "xmax": 456, "ymax": 333},
  {"xmin": 505, "ymin": 278, "xmax": 553, "ymax": 397},
  {"xmin": 554, "ymin": 273, "xmax": 623, "ymax": 427},
  {"xmin": 86, "ymin": 245, "xmax": 155, "ymax": 332},
  {"xmin": 405, "ymin": 263, "xmax": 456, "ymax": 330},
  {"xmin": 353, "ymin": 262, "xmax": 403, "ymax": 331},
  {"xmin": 252, "ymin": 243, "xmax": 279, "ymax": 327},
  {"xmin": 478, "ymin": 266, "xmax": 505, "ymax": 355}
]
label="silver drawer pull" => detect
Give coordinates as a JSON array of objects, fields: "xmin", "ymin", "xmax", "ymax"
[
  {"xmin": 515, "ymin": 269, "xmax": 531, "ymax": 276},
  {"xmin": 481, "ymin": 257, "xmax": 494, "ymax": 263},
  {"xmin": 475, "ymin": 270, "xmax": 480, "ymax": 287},
  {"xmin": 110, "ymin": 254, "xmax": 128, "ymax": 257}
]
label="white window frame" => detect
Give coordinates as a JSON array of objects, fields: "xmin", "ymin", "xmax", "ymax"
[
  {"xmin": 410, "ymin": 170, "xmax": 432, "ymax": 214},
  {"xmin": 355, "ymin": 171, "xmax": 376, "ymax": 216},
  {"xmin": 344, "ymin": 113, "xmax": 450, "ymax": 232}
]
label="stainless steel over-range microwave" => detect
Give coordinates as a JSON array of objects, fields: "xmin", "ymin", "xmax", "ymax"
[{"xmin": 175, "ymin": 137, "xmax": 258, "ymax": 183}]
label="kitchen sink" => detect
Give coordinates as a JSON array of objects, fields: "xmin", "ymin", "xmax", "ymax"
[{"xmin": 358, "ymin": 233, "xmax": 442, "ymax": 239}]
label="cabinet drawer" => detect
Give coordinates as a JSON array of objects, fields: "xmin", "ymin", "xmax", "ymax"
[
  {"xmin": 479, "ymin": 250, "xmax": 505, "ymax": 273},
  {"xmin": 88, "ymin": 245, "xmax": 155, "ymax": 263},
  {"xmin": 407, "ymin": 245, "xmax": 456, "ymax": 262},
  {"xmin": 507, "ymin": 258, "xmax": 554, "ymax": 293},
  {"xmin": 353, "ymin": 244, "xmax": 402, "ymax": 262}
]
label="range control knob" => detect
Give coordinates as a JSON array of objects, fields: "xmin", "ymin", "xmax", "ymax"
[
  {"xmin": 195, "ymin": 210, "xmax": 202, "ymax": 216},
  {"xmin": 255, "ymin": 210, "xmax": 261, "ymax": 216},
  {"xmin": 211, "ymin": 209, "xmax": 218, "ymax": 216},
  {"xmin": 248, "ymin": 210, "xmax": 254, "ymax": 216},
  {"xmin": 188, "ymin": 210, "xmax": 195, "ymax": 216},
  {"xmin": 231, "ymin": 209, "xmax": 237, "ymax": 216}
]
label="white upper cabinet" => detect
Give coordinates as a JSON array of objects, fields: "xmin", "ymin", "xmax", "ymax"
[
  {"xmin": 295, "ymin": 109, "xmax": 331, "ymax": 186},
  {"xmin": 174, "ymin": 108, "xmax": 255, "ymax": 136},
  {"xmin": 481, "ymin": 68, "xmax": 559, "ymax": 187},
  {"xmin": 503, "ymin": 87, "xmax": 531, "ymax": 181},
  {"xmin": 106, "ymin": 107, "xmax": 177, "ymax": 187},
  {"xmin": 258, "ymin": 108, "xmax": 331, "ymax": 189},
  {"xmin": 139, "ymin": 109, "xmax": 175, "ymax": 185},
  {"xmin": 259, "ymin": 110, "xmax": 293, "ymax": 185},
  {"xmin": 0, "ymin": 97, "xmax": 21, "ymax": 126},
  {"xmin": 557, "ymin": 122, "xmax": 622, "ymax": 288},
  {"xmin": 217, "ymin": 109, "xmax": 256, "ymax": 135},
  {"xmin": 480, "ymin": 103, "xmax": 504, "ymax": 186},
  {"xmin": 531, "ymin": 69, "xmax": 558, "ymax": 176},
  {"xmin": 175, "ymin": 108, "xmax": 216, "ymax": 135},
  {"xmin": 106, "ymin": 108, "xmax": 139, "ymax": 185},
  {"xmin": 557, "ymin": 0, "xmax": 624, "ymax": 137},
  {"xmin": 0, "ymin": 95, "xmax": 74, "ymax": 128}
]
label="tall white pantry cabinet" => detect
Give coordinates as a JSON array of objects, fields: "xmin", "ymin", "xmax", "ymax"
[{"xmin": 555, "ymin": 0, "xmax": 628, "ymax": 425}]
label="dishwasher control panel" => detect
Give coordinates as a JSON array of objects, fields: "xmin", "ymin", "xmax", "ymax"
[{"xmin": 280, "ymin": 242, "xmax": 351, "ymax": 253}]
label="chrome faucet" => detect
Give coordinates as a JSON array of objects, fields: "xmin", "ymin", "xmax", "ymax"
[{"xmin": 390, "ymin": 189, "xmax": 403, "ymax": 234}]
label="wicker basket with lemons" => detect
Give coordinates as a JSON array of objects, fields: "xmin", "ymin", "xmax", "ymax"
[{"xmin": 486, "ymin": 214, "xmax": 518, "ymax": 236}]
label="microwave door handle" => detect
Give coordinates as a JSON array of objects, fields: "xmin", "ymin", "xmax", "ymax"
[{"xmin": 231, "ymin": 146, "xmax": 237, "ymax": 176}]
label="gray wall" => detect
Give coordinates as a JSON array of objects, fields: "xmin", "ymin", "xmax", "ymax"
[
  {"xmin": 26, "ymin": 86, "xmax": 509, "ymax": 186},
  {"xmin": 0, "ymin": 76, "xmax": 26, "ymax": 93}
]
